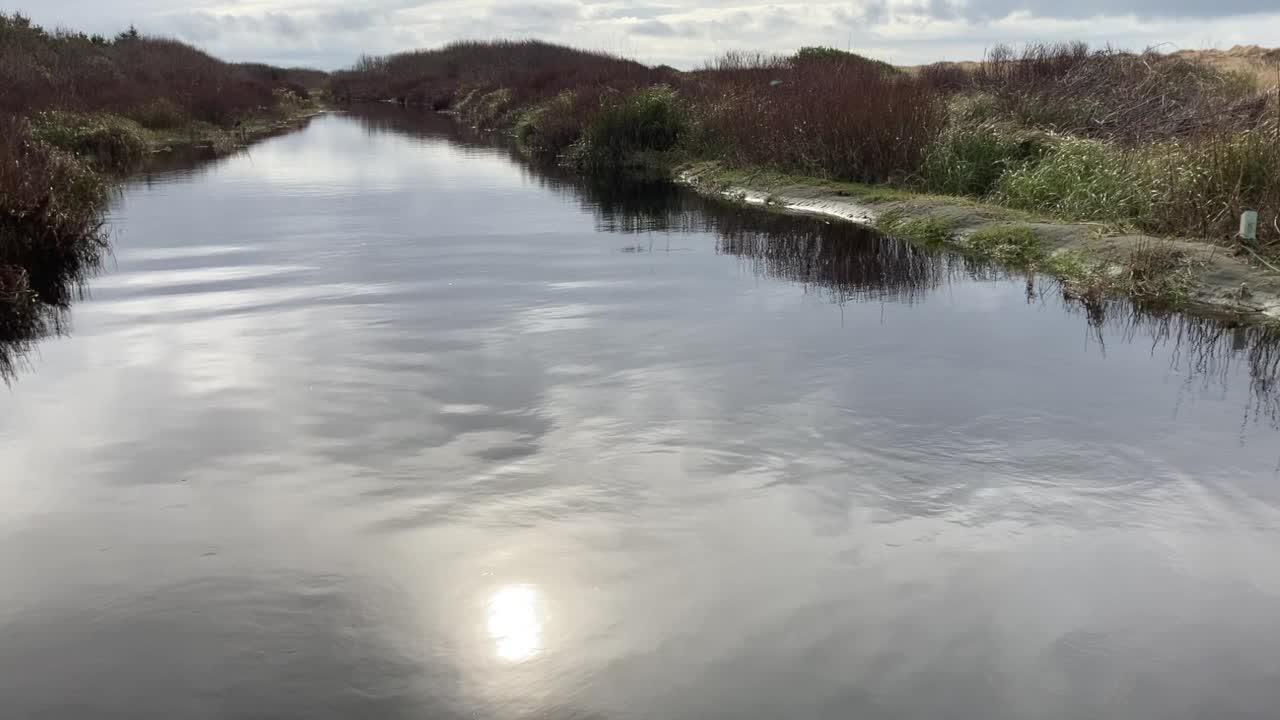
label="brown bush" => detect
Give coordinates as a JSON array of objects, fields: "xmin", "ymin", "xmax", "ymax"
[
  {"xmin": 0, "ymin": 13, "xmax": 323, "ymax": 126},
  {"xmin": 685, "ymin": 51, "xmax": 944, "ymax": 182},
  {"xmin": 330, "ymin": 40, "xmax": 672, "ymax": 111}
]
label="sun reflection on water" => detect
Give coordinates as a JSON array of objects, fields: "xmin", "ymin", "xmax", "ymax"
[{"xmin": 486, "ymin": 585, "xmax": 544, "ymax": 662}]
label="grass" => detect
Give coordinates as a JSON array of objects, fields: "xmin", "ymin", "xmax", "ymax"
[
  {"xmin": 964, "ymin": 223, "xmax": 1044, "ymax": 264},
  {"xmin": 1041, "ymin": 243, "xmax": 1197, "ymax": 310},
  {"xmin": 874, "ymin": 210, "xmax": 955, "ymax": 246},
  {"xmin": 30, "ymin": 111, "xmax": 149, "ymax": 172}
]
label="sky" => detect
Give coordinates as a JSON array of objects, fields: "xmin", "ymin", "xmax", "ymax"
[{"xmin": 6, "ymin": 0, "xmax": 1280, "ymax": 70}]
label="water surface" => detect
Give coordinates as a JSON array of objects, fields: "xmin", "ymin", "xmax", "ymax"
[{"xmin": 3, "ymin": 109, "xmax": 1280, "ymax": 720}]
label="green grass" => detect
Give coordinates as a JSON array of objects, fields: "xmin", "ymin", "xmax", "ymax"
[
  {"xmin": 964, "ymin": 223, "xmax": 1044, "ymax": 264},
  {"xmin": 30, "ymin": 111, "xmax": 149, "ymax": 171},
  {"xmin": 875, "ymin": 210, "xmax": 955, "ymax": 246},
  {"xmin": 919, "ymin": 98, "xmax": 1050, "ymax": 197}
]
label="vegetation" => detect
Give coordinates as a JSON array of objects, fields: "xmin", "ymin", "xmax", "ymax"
[
  {"xmin": 874, "ymin": 211, "xmax": 956, "ymax": 247},
  {"xmin": 568, "ymin": 86, "xmax": 687, "ymax": 170},
  {"xmin": 964, "ymin": 224, "xmax": 1044, "ymax": 264},
  {"xmin": 0, "ymin": 12, "xmax": 325, "ymax": 352},
  {"xmin": 332, "ymin": 40, "xmax": 1280, "ymax": 249},
  {"xmin": 0, "ymin": 115, "xmax": 110, "ymax": 374},
  {"xmin": 330, "ymin": 39, "xmax": 1280, "ymax": 316}
]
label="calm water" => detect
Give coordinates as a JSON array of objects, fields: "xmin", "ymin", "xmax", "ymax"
[{"xmin": 3, "ymin": 109, "xmax": 1280, "ymax": 720}]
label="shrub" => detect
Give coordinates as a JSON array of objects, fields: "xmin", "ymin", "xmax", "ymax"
[
  {"xmin": 0, "ymin": 13, "xmax": 324, "ymax": 127},
  {"xmin": 460, "ymin": 88, "xmax": 515, "ymax": 129},
  {"xmin": 329, "ymin": 39, "xmax": 668, "ymax": 109},
  {"xmin": 569, "ymin": 86, "xmax": 686, "ymax": 170},
  {"xmin": 127, "ymin": 98, "xmax": 186, "ymax": 130},
  {"xmin": 515, "ymin": 90, "xmax": 586, "ymax": 158},
  {"xmin": 688, "ymin": 51, "xmax": 944, "ymax": 182}
]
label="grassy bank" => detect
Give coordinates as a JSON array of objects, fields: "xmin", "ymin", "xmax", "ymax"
[
  {"xmin": 1, "ymin": 12, "xmax": 326, "ymax": 357},
  {"xmin": 332, "ymin": 40, "xmax": 1280, "ymax": 320},
  {"xmin": 680, "ymin": 162, "xmax": 1280, "ymax": 321}
]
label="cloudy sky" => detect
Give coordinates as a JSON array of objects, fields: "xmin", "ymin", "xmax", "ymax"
[{"xmin": 8, "ymin": 0, "xmax": 1280, "ymax": 70}]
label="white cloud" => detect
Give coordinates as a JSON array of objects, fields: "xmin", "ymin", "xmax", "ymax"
[{"xmin": 10, "ymin": 0, "xmax": 1280, "ymax": 69}]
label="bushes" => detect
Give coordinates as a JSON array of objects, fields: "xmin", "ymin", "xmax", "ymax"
[
  {"xmin": 0, "ymin": 12, "xmax": 322, "ymax": 127},
  {"xmin": 330, "ymin": 40, "xmax": 668, "ymax": 108},
  {"xmin": 569, "ymin": 86, "xmax": 686, "ymax": 170},
  {"xmin": 459, "ymin": 88, "xmax": 515, "ymax": 129},
  {"xmin": 687, "ymin": 51, "xmax": 943, "ymax": 183},
  {"xmin": 127, "ymin": 98, "xmax": 186, "ymax": 130},
  {"xmin": 515, "ymin": 91, "xmax": 586, "ymax": 158}
]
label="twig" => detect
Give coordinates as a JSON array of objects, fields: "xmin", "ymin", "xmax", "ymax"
[{"xmin": 1242, "ymin": 242, "xmax": 1280, "ymax": 274}]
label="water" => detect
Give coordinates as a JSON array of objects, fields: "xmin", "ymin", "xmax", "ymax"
[{"xmin": 3, "ymin": 108, "xmax": 1280, "ymax": 719}]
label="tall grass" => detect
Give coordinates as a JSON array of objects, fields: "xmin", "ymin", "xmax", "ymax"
[
  {"xmin": 0, "ymin": 116, "xmax": 110, "ymax": 325},
  {"xmin": 996, "ymin": 128, "xmax": 1280, "ymax": 238},
  {"xmin": 971, "ymin": 42, "xmax": 1268, "ymax": 143}
]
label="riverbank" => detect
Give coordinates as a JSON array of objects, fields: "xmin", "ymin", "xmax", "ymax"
[
  {"xmin": 329, "ymin": 39, "xmax": 1280, "ymax": 325},
  {"xmin": 28, "ymin": 105, "xmax": 324, "ymax": 172},
  {"xmin": 1, "ymin": 107, "xmax": 322, "ymax": 375},
  {"xmin": 1, "ymin": 12, "xmax": 329, "ymax": 363},
  {"xmin": 679, "ymin": 162, "xmax": 1280, "ymax": 323}
]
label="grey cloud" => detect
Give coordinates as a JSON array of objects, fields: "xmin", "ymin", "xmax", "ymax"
[
  {"xmin": 317, "ymin": 9, "xmax": 384, "ymax": 33},
  {"xmin": 587, "ymin": 5, "xmax": 677, "ymax": 21},
  {"xmin": 159, "ymin": 7, "xmax": 393, "ymax": 46},
  {"xmin": 941, "ymin": 0, "xmax": 1278, "ymax": 21},
  {"xmin": 264, "ymin": 13, "xmax": 304, "ymax": 39},
  {"xmin": 487, "ymin": 2, "xmax": 582, "ymax": 26},
  {"xmin": 631, "ymin": 20, "xmax": 679, "ymax": 37}
]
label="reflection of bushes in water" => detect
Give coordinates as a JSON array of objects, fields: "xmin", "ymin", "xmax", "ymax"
[
  {"xmin": 1141, "ymin": 313, "xmax": 1280, "ymax": 428},
  {"xmin": 1057, "ymin": 297, "xmax": 1280, "ymax": 428},
  {"xmin": 350, "ymin": 104, "xmax": 1280, "ymax": 423},
  {"xmin": 714, "ymin": 213, "xmax": 949, "ymax": 304}
]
